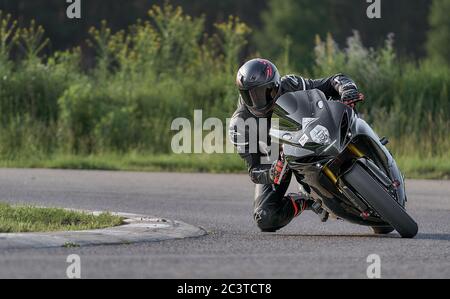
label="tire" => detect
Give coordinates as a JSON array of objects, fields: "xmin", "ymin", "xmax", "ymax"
[
  {"xmin": 372, "ymin": 227, "xmax": 395, "ymax": 235},
  {"xmin": 344, "ymin": 163, "xmax": 418, "ymax": 239}
]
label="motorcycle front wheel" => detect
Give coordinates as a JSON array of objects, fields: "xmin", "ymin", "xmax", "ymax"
[
  {"xmin": 344, "ymin": 163, "xmax": 419, "ymax": 239},
  {"xmin": 372, "ymin": 227, "xmax": 395, "ymax": 235}
]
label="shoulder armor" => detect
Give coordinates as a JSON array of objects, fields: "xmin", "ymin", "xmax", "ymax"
[{"xmin": 281, "ymin": 75, "xmax": 306, "ymax": 92}]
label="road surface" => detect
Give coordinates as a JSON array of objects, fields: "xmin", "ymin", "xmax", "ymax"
[{"xmin": 0, "ymin": 169, "xmax": 448, "ymax": 279}]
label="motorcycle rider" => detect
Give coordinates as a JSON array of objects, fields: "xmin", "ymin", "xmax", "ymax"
[{"xmin": 229, "ymin": 58, "xmax": 364, "ymax": 232}]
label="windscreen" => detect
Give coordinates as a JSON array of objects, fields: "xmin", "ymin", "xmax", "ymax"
[{"xmin": 271, "ymin": 89, "xmax": 351, "ymax": 155}]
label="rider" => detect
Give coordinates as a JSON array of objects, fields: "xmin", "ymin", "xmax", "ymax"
[{"xmin": 229, "ymin": 58, "xmax": 364, "ymax": 232}]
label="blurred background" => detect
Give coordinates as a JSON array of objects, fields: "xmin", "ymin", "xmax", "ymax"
[{"xmin": 0, "ymin": 0, "xmax": 448, "ymax": 178}]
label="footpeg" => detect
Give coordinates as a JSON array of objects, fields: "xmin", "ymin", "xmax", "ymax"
[
  {"xmin": 312, "ymin": 202, "xmax": 323, "ymax": 213},
  {"xmin": 311, "ymin": 201, "xmax": 329, "ymax": 223}
]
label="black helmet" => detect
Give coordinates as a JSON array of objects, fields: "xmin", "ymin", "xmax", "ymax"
[{"xmin": 236, "ymin": 58, "xmax": 281, "ymax": 117}]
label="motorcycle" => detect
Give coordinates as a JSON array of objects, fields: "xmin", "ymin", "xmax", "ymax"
[{"xmin": 270, "ymin": 89, "xmax": 419, "ymax": 238}]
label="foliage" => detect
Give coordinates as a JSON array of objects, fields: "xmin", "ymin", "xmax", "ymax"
[
  {"xmin": 254, "ymin": 0, "xmax": 331, "ymax": 71},
  {"xmin": 0, "ymin": 3, "xmax": 448, "ymax": 174},
  {"xmin": 314, "ymin": 32, "xmax": 450, "ymax": 157},
  {"xmin": 426, "ymin": 0, "xmax": 450, "ymax": 66},
  {"xmin": 0, "ymin": 5, "xmax": 250, "ymax": 157}
]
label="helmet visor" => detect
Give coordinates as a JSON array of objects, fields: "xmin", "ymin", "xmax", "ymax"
[{"xmin": 240, "ymin": 83, "xmax": 279, "ymax": 109}]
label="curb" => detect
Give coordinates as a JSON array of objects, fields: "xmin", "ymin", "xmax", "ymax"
[{"xmin": 0, "ymin": 212, "xmax": 207, "ymax": 250}]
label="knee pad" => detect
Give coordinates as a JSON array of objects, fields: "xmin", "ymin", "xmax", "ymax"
[{"xmin": 254, "ymin": 209, "xmax": 278, "ymax": 232}]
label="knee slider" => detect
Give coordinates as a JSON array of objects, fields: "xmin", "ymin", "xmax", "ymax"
[{"xmin": 254, "ymin": 209, "xmax": 278, "ymax": 232}]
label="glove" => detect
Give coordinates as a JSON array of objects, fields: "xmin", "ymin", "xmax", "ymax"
[
  {"xmin": 341, "ymin": 88, "xmax": 365, "ymax": 108},
  {"xmin": 270, "ymin": 160, "xmax": 287, "ymax": 185}
]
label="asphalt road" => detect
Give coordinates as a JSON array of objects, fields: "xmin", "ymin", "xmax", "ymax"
[{"xmin": 0, "ymin": 168, "xmax": 449, "ymax": 279}]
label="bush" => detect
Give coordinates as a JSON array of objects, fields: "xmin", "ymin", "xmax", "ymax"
[
  {"xmin": 427, "ymin": 0, "xmax": 450, "ymax": 66},
  {"xmin": 0, "ymin": 4, "xmax": 447, "ymax": 164},
  {"xmin": 314, "ymin": 32, "xmax": 450, "ymax": 157},
  {"xmin": 34, "ymin": 5, "xmax": 248, "ymax": 155}
]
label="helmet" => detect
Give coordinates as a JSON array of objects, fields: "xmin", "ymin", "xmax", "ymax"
[{"xmin": 236, "ymin": 58, "xmax": 281, "ymax": 117}]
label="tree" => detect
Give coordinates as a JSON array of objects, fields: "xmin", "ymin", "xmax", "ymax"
[
  {"xmin": 426, "ymin": 0, "xmax": 450, "ymax": 65},
  {"xmin": 254, "ymin": 0, "xmax": 331, "ymax": 71}
]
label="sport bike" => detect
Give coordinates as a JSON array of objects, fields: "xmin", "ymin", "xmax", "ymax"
[{"xmin": 270, "ymin": 89, "xmax": 418, "ymax": 238}]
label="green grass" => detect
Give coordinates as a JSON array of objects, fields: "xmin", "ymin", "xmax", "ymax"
[
  {"xmin": 396, "ymin": 156, "xmax": 450, "ymax": 180},
  {"xmin": 0, "ymin": 203, "xmax": 124, "ymax": 233},
  {"xmin": 0, "ymin": 153, "xmax": 246, "ymax": 173},
  {"xmin": 0, "ymin": 153, "xmax": 448, "ymax": 180}
]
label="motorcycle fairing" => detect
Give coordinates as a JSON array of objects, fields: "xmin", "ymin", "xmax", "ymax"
[
  {"xmin": 270, "ymin": 89, "xmax": 354, "ymax": 164},
  {"xmin": 269, "ymin": 89, "xmax": 407, "ymax": 225}
]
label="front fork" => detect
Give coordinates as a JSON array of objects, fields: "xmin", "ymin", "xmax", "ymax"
[{"xmin": 323, "ymin": 143, "xmax": 363, "ymax": 185}]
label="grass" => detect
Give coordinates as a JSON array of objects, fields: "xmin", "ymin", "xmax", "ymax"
[
  {"xmin": 0, "ymin": 153, "xmax": 246, "ymax": 173},
  {"xmin": 396, "ymin": 156, "xmax": 450, "ymax": 180},
  {"xmin": 0, "ymin": 153, "xmax": 448, "ymax": 180},
  {"xmin": 0, "ymin": 203, "xmax": 124, "ymax": 233}
]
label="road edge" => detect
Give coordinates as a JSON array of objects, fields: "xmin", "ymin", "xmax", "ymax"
[{"xmin": 0, "ymin": 212, "xmax": 207, "ymax": 250}]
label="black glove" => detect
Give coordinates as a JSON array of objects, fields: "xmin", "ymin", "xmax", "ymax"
[{"xmin": 341, "ymin": 86, "xmax": 364, "ymax": 108}]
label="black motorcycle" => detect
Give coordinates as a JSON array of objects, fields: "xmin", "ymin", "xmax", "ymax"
[{"xmin": 270, "ymin": 89, "xmax": 419, "ymax": 238}]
